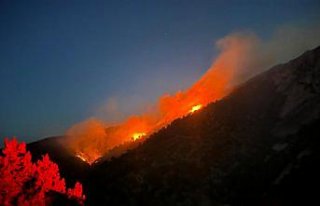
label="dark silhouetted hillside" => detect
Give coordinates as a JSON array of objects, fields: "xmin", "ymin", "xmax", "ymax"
[
  {"xmin": 27, "ymin": 136, "xmax": 90, "ymax": 187},
  {"xmin": 28, "ymin": 46, "xmax": 320, "ymax": 205}
]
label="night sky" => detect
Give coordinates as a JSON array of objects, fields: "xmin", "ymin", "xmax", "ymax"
[{"xmin": 0, "ymin": 0, "xmax": 319, "ymax": 142}]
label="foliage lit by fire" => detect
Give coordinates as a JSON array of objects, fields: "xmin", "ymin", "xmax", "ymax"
[{"xmin": 0, "ymin": 138, "xmax": 85, "ymax": 206}]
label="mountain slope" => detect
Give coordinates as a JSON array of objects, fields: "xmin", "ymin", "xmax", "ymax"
[
  {"xmin": 25, "ymin": 46, "xmax": 320, "ymax": 205},
  {"xmin": 27, "ymin": 136, "xmax": 90, "ymax": 186},
  {"xmin": 85, "ymin": 46, "xmax": 320, "ymax": 205}
]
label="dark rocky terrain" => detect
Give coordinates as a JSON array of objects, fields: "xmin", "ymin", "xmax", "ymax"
[{"xmin": 28, "ymin": 46, "xmax": 320, "ymax": 205}]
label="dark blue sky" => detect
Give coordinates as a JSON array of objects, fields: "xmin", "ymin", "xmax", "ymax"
[{"xmin": 0, "ymin": 0, "xmax": 319, "ymax": 142}]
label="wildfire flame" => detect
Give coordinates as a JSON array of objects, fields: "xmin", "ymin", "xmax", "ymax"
[
  {"xmin": 132, "ymin": 132, "xmax": 146, "ymax": 141},
  {"xmin": 75, "ymin": 153, "xmax": 87, "ymax": 162},
  {"xmin": 189, "ymin": 104, "xmax": 202, "ymax": 113},
  {"xmin": 66, "ymin": 33, "xmax": 257, "ymax": 164},
  {"xmin": 75, "ymin": 151, "xmax": 101, "ymax": 165}
]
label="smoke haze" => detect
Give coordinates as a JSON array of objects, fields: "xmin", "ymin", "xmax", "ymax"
[{"xmin": 65, "ymin": 23, "xmax": 320, "ymax": 163}]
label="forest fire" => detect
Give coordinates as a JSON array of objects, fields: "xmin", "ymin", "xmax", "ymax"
[
  {"xmin": 189, "ymin": 104, "xmax": 202, "ymax": 113},
  {"xmin": 75, "ymin": 151, "xmax": 101, "ymax": 165},
  {"xmin": 75, "ymin": 152, "xmax": 99, "ymax": 165},
  {"xmin": 132, "ymin": 132, "xmax": 146, "ymax": 141},
  {"xmin": 75, "ymin": 153, "xmax": 87, "ymax": 162},
  {"xmin": 65, "ymin": 33, "xmax": 256, "ymax": 164}
]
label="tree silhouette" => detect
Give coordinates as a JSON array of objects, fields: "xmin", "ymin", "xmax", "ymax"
[{"xmin": 0, "ymin": 138, "xmax": 85, "ymax": 206}]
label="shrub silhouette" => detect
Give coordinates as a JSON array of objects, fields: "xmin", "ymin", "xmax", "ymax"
[{"xmin": 0, "ymin": 138, "xmax": 85, "ymax": 206}]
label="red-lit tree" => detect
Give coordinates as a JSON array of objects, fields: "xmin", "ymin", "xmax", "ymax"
[{"xmin": 0, "ymin": 138, "xmax": 85, "ymax": 206}]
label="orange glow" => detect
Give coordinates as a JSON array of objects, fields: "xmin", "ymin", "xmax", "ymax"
[
  {"xmin": 65, "ymin": 34, "xmax": 256, "ymax": 164},
  {"xmin": 132, "ymin": 132, "xmax": 146, "ymax": 141},
  {"xmin": 75, "ymin": 151, "xmax": 101, "ymax": 165},
  {"xmin": 75, "ymin": 153, "xmax": 87, "ymax": 162},
  {"xmin": 189, "ymin": 104, "xmax": 202, "ymax": 113}
]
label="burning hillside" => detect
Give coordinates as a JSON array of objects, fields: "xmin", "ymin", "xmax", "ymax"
[
  {"xmin": 65, "ymin": 27, "xmax": 320, "ymax": 164},
  {"xmin": 65, "ymin": 34, "xmax": 254, "ymax": 164},
  {"xmin": 12, "ymin": 44, "xmax": 320, "ymax": 206},
  {"xmin": 86, "ymin": 45, "xmax": 320, "ymax": 205}
]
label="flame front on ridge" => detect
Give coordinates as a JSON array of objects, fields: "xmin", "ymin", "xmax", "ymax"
[
  {"xmin": 189, "ymin": 104, "xmax": 202, "ymax": 113},
  {"xmin": 66, "ymin": 34, "xmax": 255, "ymax": 164},
  {"xmin": 132, "ymin": 132, "xmax": 146, "ymax": 141}
]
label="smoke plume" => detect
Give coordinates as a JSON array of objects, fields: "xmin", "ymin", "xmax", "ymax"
[{"xmin": 64, "ymin": 23, "xmax": 320, "ymax": 163}]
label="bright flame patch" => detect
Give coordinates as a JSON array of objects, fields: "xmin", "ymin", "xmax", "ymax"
[
  {"xmin": 132, "ymin": 132, "xmax": 146, "ymax": 141},
  {"xmin": 189, "ymin": 104, "xmax": 202, "ymax": 113},
  {"xmin": 76, "ymin": 152, "xmax": 101, "ymax": 165},
  {"xmin": 76, "ymin": 153, "xmax": 87, "ymax": 162}
]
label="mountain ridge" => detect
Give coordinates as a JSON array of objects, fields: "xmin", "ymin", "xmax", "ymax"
[{"xmin": 27, "ymin": 45, "xmax": 320, "ymax": 205}]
